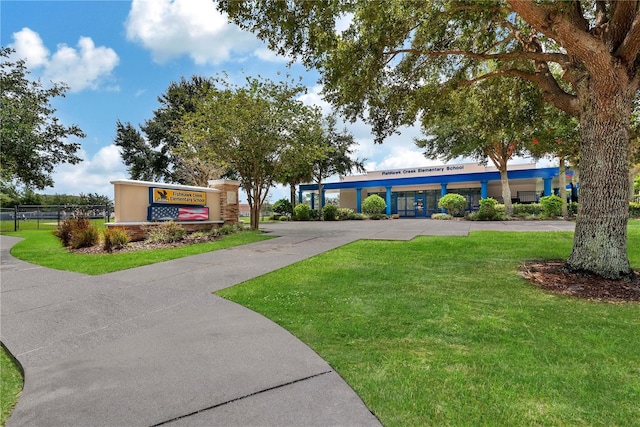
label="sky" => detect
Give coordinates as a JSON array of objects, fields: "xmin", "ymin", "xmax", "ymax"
[{"xmin": 1, "ymin": 0, "xmax": 546, "ymax": 203}]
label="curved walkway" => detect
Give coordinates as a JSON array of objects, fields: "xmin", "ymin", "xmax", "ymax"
[{"xmin": 0, "ymin": 219, "xmax": 574, "ymax": 426}]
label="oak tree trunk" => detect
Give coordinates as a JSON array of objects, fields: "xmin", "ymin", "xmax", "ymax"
[{"xmin": 566, "ymin": 78, "xmax": 633, "ymax": 279}]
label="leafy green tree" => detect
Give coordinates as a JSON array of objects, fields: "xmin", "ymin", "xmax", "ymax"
[
  {"xmin": 115, "ymin": 76, "xmax": 226, "ymax": 186},
  {"xmin": 310, "ymin": 115, "xmax": 365, "ymax": 214},
  {"xmin": 276, "ymin": 106, "xmax": 324, "ymax": 207},
  {"xmin": 527, "ymin": 107, "xmax": 581, "ymax": 216},
  {"xmin": 181, "ymin": 76, "xmax": 313, "ymax": 230},
  {"xmin": 218, "ymin": 1, "xmax": 640, "ymax": 279},
  {"xmin": 273, "ymin": 198, "xmax": 293, "ymax": 216},
  {"xmin": 417, "ymin": 76, "xmax": 546, "ymax": 216},
  {"xmin": 114, "ymin": 120, "xmax": 165, "ymax": 182},
  {"xmin": 1, "ymin": 47, "xmax": 85, "ymax": 189}
]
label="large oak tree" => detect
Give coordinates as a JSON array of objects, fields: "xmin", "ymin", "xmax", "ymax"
[{"xmin": 219, "ymin": 0, "xmax": 640, "ymax": 279}]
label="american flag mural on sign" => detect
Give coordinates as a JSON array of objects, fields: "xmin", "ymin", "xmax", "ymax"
[{"xmin": 148, "ymin": 206, "xmax": 209, "ymax": 221}]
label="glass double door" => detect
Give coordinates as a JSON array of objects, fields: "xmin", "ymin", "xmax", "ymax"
[{"xmin": 413, "ymin": 193, "xmax": 438, "ymax": 217}]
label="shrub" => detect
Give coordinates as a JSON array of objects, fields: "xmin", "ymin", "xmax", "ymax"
[
  {"xmin": 293, "ymin": 204, "xmax": 311, "ymax": 221},
  {"xmin": 630, "ymin": 202, "xmax": 640, "ymax": 218},
  {"xmin": 69, "ymin": 225, "xmax": 100, "ymax": 249},
  {"xmin": 438, "ymin": 193, "xmax": 467, "ymax": 217},
  {"xmin": 476, "ymin": 198, "xmax": 501, "ymax": 220},
  {"xmin": 54, "ymin": 217, "xmax": 95, "ymax": 248},
  {"xmin": 431, "ymin": 213, "xmax": 452, "ymax": 220},
  {"xmin": 568, "ymin": 202, "xmax": 579, "ymax": 216},
  {"xmin": 512, "ymin": 203, "xmax": 545, "ymax": 217},
  {"xmin": 102, "ymin": 228, "xmax": 130, "ymax": 252},
  {"xmin": 323, "ymin": 204, "xmax": 338, "ymax": 221},
  {"xmin": 218, "ymin": 224, "xmax": 235, "ymax": 235},
  {"xmin": 279, "ymin": 215, "xmax": 290, "ymax": 221},
  {"xmin": 273, "ymin": 198, "xmax": 293, "ymax": 216},
  {"xmin": 540, "ymin": 195, "xmax": 563, "ymax": 218},
  {"xmin": 362, "ymin": 194, "xmax": 386, "ymax": 215},
  {"xmin": 337, "ymin": 208, "xmax": 356, "ymax": 220},
  {"xmin": 145, "ymin": 221, "xmax": 186, "ymax": 243},
  {"xmin": 309, "ymin": 209, "xmax": 321, "ymax": 220}
]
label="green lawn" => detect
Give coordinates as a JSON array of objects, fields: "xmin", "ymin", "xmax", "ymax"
[
  {"xmin": 0, "ymin": 346, "xmax": 22, "ymax": 426},
  {"xmin": 2, "ymin": 222, "xmax": 639, "ymax": 426},
  {"xmin": 218, "ymin": 221, "xmax": 640, "ymax": 426},
  {"xmin": 5, "ymin": 228, "xmax": 271, "ymax": 275}
]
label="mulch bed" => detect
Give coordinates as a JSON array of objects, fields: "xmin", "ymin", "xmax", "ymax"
[
  {"xmin": 520, "ymin": 261, "xmax": 640, "ymax": 302},
  {"xmin": 71, "ymin": 235, "xmax": 221, "ymax": 254}
]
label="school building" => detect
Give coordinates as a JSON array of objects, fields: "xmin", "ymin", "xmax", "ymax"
[{"xmin": 299, "ymin": 162, "xmax": 566, "ymax": 217}]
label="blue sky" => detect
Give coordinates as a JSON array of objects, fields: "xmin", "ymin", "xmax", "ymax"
[{"xmin": 1, "ymin": 0, "xmax": 543, "ymax": 202}]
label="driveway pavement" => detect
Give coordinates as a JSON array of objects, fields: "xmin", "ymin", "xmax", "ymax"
[{"xmin": 0, "ymin": 219, "xmax": 574, "ymax": 426}]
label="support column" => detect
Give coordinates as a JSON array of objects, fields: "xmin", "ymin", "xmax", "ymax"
[
  {"xmin": 311, "ymin": 193, "xmax": 315, "ymax": 210},
  {"xmin": 543, "ymin": 178, "xmax": 553, "ymax": 197},
  {"xmin": 321, "ymin": 189, "xmax": 326, "ymax": 208},
  {"xmin": 481, "ymin": 181, "xmax": 488, "ymax": 199},
  {"xmin": 208, "ymin": 179, "xmax": 240, "ymax": 224},
  {"xmin": 298, "ymin": 188, "xmax": 303, "ymax": 205},
  {"xmin": 440, "ymin": 183, "xmax": 447, "ymax": 213},
  {"xmin": 356, "ymin": 188, "xmax": 362, "ymax": 213},
  {"xmin": 385, "ymin": 186, "xmax": 392, "ymax": 216}
]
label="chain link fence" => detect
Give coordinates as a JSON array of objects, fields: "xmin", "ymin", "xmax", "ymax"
[{"xmin": 0, "ymin": 205, "xmax": 112, "ymax": 232}]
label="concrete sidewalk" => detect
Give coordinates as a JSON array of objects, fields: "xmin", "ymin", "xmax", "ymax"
[{"xmin": 0, "ymin": 219, "xmax": 574, "ymax": 426}]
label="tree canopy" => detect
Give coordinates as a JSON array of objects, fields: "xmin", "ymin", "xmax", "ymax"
[
  {"xmin": 181, "ymin": 75, "xmax": 317, "ymax": 229},
  {"xmin": 218, "ymin": 0, "xmax": 640, "ymax": 279},
  {"xmin": 115, "ymin": 76, "xmax": 227, "ymax": 186},
  {"xmin": 309, "ymin": 114, "xmax": 365, "ymax": 212},
  {"xmin": 417, "ymin": 75, "xmax": 550, "ymax": 215},
  {"xmin": 1, "ymin": 47, "xmax": 85, "ymax": 190}
]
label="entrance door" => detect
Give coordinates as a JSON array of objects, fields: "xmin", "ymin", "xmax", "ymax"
[{"xmin": 414, "ymin": 195, "xmax": 427, "ymax": 217}]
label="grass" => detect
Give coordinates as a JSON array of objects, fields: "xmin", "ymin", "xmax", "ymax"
[
  {"xmin": 0, "ymin": 346, "xmax": 22, "ymax": 426},
  {"xmin": 4, "ymin": 228, "xmax": 271, "ymax": 275},
  {"xmin": 217, "ymin": 221, "xmax": 640, "ymax": 426}
]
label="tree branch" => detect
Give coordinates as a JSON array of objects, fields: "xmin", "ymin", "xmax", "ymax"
[
  {"xmin": 509, "ymin": 0, "xmax": 612, "ymax": 77},
  {"xmin": 616, "ymin": 12, "xmax": 640, "ymax": 67},
  {"xmin": 609, "ymin": 0, "xmax": 638, "ymax": 51},
  {"xmin": 461, "ymin": 69, "xmax": 579, "ymax": 116},
  {"xmin": 382, "ymin": 48, "xmax": 568, "ymax": 65}
]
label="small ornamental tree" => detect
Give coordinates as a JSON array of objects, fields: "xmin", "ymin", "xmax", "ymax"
[
  {"xmin": 362, "ymin": 194, "xmax": 386, "ymax": 215},
  {"xmin": 438, "ymin": 193, "xmax": 467, "ymax": 217},
  {"xmin": 273, "ymin": 198, "xmax": 293, "ymax": 217}
]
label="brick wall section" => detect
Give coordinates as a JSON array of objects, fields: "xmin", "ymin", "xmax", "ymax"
[
  {"xmin": 106, "ymin": 222, "xmax": 222, "ymax": 242},
  {"xmin": 208, "ymin": 180, "xmax": 240, "ymax": 225}
]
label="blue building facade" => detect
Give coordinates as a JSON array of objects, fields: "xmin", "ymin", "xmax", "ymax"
[{"xmin": 299, "ymin": 163, "xmax": 561, "ymax": 217}]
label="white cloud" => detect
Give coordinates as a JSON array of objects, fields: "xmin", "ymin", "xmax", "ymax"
[
  {"xmin": 47, "ymin": 145, "xmax": 128, "ymax": 199},
  {"xmin": 10, "ymin": 27, "xmax": 49, "ymax": 67},
  {"xmin": 9, "ymin": 28, "xmax": 119, "ymax": 92},
  {"xmin": 298, "ymin": 84, "xmax": 333, "ymax": 115},
  {"xmin": 253, "ymin": 47, "xmax": 289, "ymax": 63},
  {"xmin": 125, "ymin": 0, "xmax": 260, "ymax": 65},
  {"xmin": 45, "ymin": 37, "xmax": 119, "ymax": 92}
]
